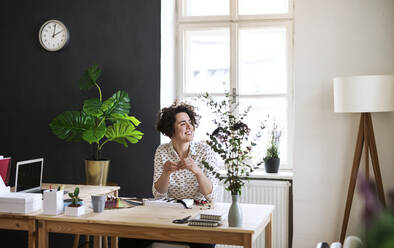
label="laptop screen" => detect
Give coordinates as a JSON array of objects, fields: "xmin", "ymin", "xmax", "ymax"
[{"xmin": 16, "ymin": 159, "xmax": 42, "ymax": 192}]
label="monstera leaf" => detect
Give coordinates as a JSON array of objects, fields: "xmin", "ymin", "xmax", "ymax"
[
  {"xmin": 83, "ymin": 98, "xmax": 103, "ymax": 117},
  {"xmin": 82, "ymin": 121, "xmax": 106, "ymax": 144},
  {"xmin": 49, "ymin": 111, "xmax": 94, "ymax": 141},
  {"xmin": 103, "ymin": 91, "xmax": 131, "ymax": 116},
  {"xmin": 105, "ymin": 122, "xmax": 144, "ymax": 147},
  {"xmin": 110, "ymin": 113, "xmax": 141, "ymax": 126},
  {"xmin": 79, "ymin": 64, "xmax": 101, "ymax": 90}
]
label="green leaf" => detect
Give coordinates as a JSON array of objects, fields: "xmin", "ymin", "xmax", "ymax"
[
  {"xmin": 113, "ymin": 138, "xmax": 128, "ymax": 147},
  {"xmin": 105, "ymin": 122, "xmax": 144, "ymax": 147},
  {"xmin": 83, "ymin": 98, "xmax": 103, "ymax": 117},
  {"xmin": 103, "ymin": 91, "xmax": 131, "ymax": 116},
  {"xmin": 110, "ymin": 113, "xmax": 141, "ymax": 127},
  {"xmin": 49, "ymin": 111, "xmax": 94, "ymax": 142},
  {"xmin": 74, "ymin": 187, "xmax": 79, "ymax": 197},
  {"xmin": 79, "ymin": 64, "xmax": 101, "ymax": 90},
  {"xmin": 101, "ymin": 98, "xmax": 115, "ymax": 112},
  {"xmin": 82, "ymin": 122, "xmax": 106, "ymax": 144},
  {"xmin": 128, "ymin": 116, "xmax": 141, "ymax": 126}
]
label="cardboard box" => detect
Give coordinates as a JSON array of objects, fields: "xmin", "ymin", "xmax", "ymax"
[{"xmin": 0, "ymin": 192, "xmax": 42, "ymax": 214}]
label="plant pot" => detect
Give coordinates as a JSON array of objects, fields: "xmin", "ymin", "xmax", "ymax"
[
  {"xmin": 85, "ymin": 160, "xmax": 110, "ymax": 186},
  {"xmin": 264, "ymin": 157, "xmax": 280, "ymax": 173},
  {"xmin": 228, "ymin": 194, "xmax": 243, "ymax": 227},
  {"xmin": 64, "ymin": 205, "xmax": 85, "ymax": 216}
]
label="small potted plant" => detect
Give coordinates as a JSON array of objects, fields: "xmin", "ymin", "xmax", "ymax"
[
  {"xmin": 263, "ymin": 117, "xmax": 282, "ymax": 173},
  {"xmin": 49, "ymin": 64, "xmax": 144, "ymax": 185},
  {"xmin": 64, "ymin": 187, "xmax": 85, "ymax": 216}
]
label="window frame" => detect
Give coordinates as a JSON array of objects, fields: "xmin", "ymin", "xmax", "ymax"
[{"xmin": 175, "ymin": 0, "xmax": 294, "ymax": 170}]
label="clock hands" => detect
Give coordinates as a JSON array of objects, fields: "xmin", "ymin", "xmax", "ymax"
[
  {"xmin": 53, "ymin": 29, "xmax": 64, "ymax": 37},
  {"xmin": 52, "ymin": 23, "xmax": 56, "ymax": 38}
]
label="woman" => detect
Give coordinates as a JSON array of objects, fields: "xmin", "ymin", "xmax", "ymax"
[
  {"xmin": 153, "ymin": 103, "xmax": 218, "ymax": 248},
  {"xmin": 153, "ymin": 103, "xmax": 218, "ymax": 203},
  {"xmin": 121, "ymin": 103, "xmax": 218, "ymax": 248}
]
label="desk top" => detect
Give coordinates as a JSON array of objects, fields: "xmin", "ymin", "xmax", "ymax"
[
  {"xmin": 36, "ymin": 203, "xmax": 275, "ymax": 235},
  {"xmin": 42, "ymin": 183, "xmax": 120, "ymax": 200},
  {"xmin": 0, "ymin": 183, "xmax": 119, "ymax": 217}
]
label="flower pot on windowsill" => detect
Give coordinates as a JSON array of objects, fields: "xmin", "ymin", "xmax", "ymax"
[
  {"xmin": 264, "ymin": 157, "xmax": 280, "ymax": 173},
  {"xmin": 64, "ymin": 204, "xmax": 85, "ymax": 216}
]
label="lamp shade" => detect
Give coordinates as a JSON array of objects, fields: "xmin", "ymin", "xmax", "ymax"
[{"xmin": 333, "ymin": 75, "xmax": 394, "ymax": 113}]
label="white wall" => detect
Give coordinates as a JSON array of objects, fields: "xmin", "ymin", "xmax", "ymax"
[{"xmin": 294, "ymin": 0, "xmax": 394, "ymax": 247}]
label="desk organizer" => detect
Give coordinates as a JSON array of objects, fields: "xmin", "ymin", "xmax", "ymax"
[{"xmin": 43, "ymin": 190, "xmax": 64, "ymax": 215}]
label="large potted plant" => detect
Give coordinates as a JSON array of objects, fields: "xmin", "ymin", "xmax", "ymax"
[
  {"xmin": 49, "ymin": 64, "xmax": 143, "ymax": 185},
  {"xmin": 199, "ymin": 93, "xmax": 263, "ymax": 227}
]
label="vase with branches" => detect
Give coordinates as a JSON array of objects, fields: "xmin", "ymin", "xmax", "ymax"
[{"xmin": 198, "ymin": 92, "xmax": 264, "ymax": 226}]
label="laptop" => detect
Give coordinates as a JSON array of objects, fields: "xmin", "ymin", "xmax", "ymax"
[{"xmin": 15, "ymin": 158, "xmax": 44, "ymax": 193}]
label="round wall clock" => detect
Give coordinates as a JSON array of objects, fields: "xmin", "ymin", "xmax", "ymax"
[{"xmin": 38, "ymin": 19, "xmax": 69, "ymax": 52}]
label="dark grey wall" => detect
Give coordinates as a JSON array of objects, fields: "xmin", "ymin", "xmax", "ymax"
[{"xmin": 0, "ymin": 1, "xmax": 160, "ymax": 246}]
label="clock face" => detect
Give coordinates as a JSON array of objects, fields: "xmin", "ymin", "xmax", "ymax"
[{"xmin": 38, "ymin": 20, "xmax": 69, "ymax": 52}]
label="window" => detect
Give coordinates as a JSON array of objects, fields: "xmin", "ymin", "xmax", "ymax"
[{"xmin": 175, "ymin": 0, "xmax": 294, "ymax": 169}]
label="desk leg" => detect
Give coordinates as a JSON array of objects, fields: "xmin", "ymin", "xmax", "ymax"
[
  {"xmin": 265, "ymin": 214, "xmax": 272, "ymax": 248},
  {"xmin": 110, "ymin": 236, "xmax": 118, "ymax": 248},
  {"xmin": 28, "ymin": 231, "xmax": 36, "ymax": 248},
  {"xmin": 28, "ymin": 219, "xmax": 37, "ymax": 248},
  {"xmin": 73, "ymin": 234, "xmax": 80, "ymax": 248},
  {"xmin": 38, "ymin": 221, "xmax": 48, "ymax": 248},
  {"xmin": 104, "ymin": 236, "xmax": 108, "ymax": 248},
  {"xmin": 94, "ymin": 236, "xmax": 102, "ymax": 248},
  {"xmin": 243, "ymin": 234, "xmax": 252, "ymax": 248}
]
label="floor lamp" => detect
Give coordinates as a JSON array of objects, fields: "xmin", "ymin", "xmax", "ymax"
[{"xmin": 333, "ymin": 75, "xmax": 394, "ymax": 243}]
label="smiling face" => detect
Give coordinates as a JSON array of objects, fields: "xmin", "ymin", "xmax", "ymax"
[{"xmin": 172, "ymin": 112, "xmax": 195, "ymax": 143}]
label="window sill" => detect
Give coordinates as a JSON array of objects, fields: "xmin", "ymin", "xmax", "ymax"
[{"xmin": 218, "ymin": 169, "xmax": 293, "ymax": 180}]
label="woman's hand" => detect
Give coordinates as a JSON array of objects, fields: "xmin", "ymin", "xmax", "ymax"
[
  {"xmin": 178, "ymin": 157, "xmax": 202, "ymax": 175},
  {"xmin": 163, "ymin": 160, "xmax": 178, "ymax": 175}
]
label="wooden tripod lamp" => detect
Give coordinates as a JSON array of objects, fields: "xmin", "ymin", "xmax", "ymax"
[{"xmin": 333, "ymin": 75, "xmax": 394, "ymax": 243}]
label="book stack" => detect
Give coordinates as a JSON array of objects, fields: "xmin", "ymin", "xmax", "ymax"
[{"xmin": 188, "ymin": 210, "xmax": 226, "ymax": 227}]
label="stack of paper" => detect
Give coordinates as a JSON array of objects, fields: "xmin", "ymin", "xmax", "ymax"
[
  {"xmin": 0, "ymin": 192, "xmax": 42, "ymax": 214},
  {"xmin": 143, "ymin": 198, "xmax": 194, "ymax": 209}
]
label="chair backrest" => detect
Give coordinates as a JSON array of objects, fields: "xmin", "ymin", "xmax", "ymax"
[{"xmin": 0, "ymin": 158, "xmax": 11, "ymax": 185}]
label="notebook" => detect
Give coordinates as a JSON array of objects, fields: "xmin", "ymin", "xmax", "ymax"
[
  {"xmin": 188, "ymin": 214, "xmax": 223, "ymax": 227},
  {"xmin": 199, "ymin": 210, "xmax": 226, "ymax": 221},
  {"xmin": 15, "ymin": 158, "xmax": 44, "ymax": 193}
]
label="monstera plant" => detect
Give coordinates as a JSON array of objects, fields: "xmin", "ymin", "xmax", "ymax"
[{"xmin": 49, "ymin": 64, "xmax": 143, "ymax": 185}]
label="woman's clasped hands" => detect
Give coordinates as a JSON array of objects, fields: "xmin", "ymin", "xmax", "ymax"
[{"xmin": 163, "ymin": 158, "xmax": 201, "ymax": 175}]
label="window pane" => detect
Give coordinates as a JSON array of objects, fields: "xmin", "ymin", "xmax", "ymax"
[
  {"xmin": 183, "ymin": 0, "xmax": 229, "ymax": 16},
  {"xmin": 239, "ymin": 97, "xmax": 287, "ymax": 165},
  {"xmin": 238, "ymin": 0, "xmax": 289, "ymax": 15},
  {"xmin": 239, "ymin": 26, "xmax": 287, "ymax": 94},
  {"xmin": 186, "ymin": 96, "xmax": 224, "ymax": 143},
  {"xmin": 184, "ymin": 28, "xmax": 230, "ymax": 94}
]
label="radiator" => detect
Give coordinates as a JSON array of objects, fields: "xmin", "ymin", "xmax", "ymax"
[{"xmin": 215, "ymin": 180, "xmax": 291, "ymax": 248}]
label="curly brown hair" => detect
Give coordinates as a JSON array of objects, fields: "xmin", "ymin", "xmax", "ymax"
[{"xmin": 156, "ymin": 103, "xmax": 200, "ymax": 138}]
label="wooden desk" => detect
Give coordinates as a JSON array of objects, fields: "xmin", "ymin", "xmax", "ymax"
[
  {"xmin": 0, "ymin": 184, "xmax": 119, "ymax": 248},
  {"xmin": 36, "ymin": 203, "xmax": 274, "ymax": 248}
]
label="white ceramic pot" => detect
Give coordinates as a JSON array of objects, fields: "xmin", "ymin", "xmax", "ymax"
[{"xmin": 64, "ymin": 205, "xmax": 85, "ymax": 216}]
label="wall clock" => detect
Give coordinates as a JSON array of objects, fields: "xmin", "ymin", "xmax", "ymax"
[{"xmin": 38, "ymin": 19, "xmax": 69, "ymax": 52}]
